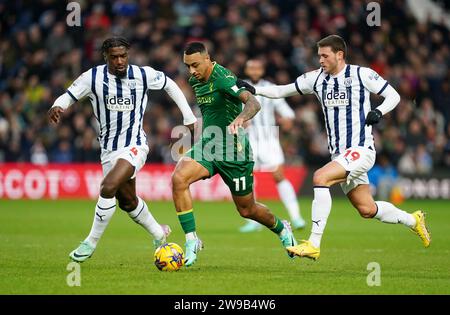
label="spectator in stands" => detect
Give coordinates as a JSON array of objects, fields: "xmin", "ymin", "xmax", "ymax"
[
  {"xmin": 368, "ymin": 153, "xmax": 399, "ymax": 200},
  {"xmin": 0, "ymin": 0, "xmax": 448, "ymax": 177}
]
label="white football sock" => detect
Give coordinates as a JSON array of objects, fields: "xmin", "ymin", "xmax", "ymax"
[
  {"xmin": 277, "ymin": 179, "xmax": 302, "ymax": 221},
  {"xmin": 374, "ymin": 201, "xmax": 416, "ymax": 228},
  {"xmin": 309, "ymin": 186, "xmax": 332, "ymax": 248},
  {"xmin": 186, "ymin": 232, "xmax": 198, "ymax": 241},
  {"xmin": 86, "ymin": 196, "xmax": 116, "ymax": 247},
  {"xmin": 128, "ymin": 197, "xmax": 164, "ymax": 240}
]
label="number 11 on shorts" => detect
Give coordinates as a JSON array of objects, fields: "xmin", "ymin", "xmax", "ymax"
[{"xmin": 233, "ymin": 176, "xmax": 246, "ymax": 192}]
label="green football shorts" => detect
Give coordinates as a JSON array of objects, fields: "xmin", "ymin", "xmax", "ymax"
[{"xmin": 185, "ymin": 139, "xmax": 254, "ymax": 196}]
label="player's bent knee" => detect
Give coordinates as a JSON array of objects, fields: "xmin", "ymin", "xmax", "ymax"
[
  {"xmin": 312, "ymin": 170, "xmax": 328, "ymax": 186},
  {"xmin": 100, "ymin": 181, "xmax": 118, "ymax": 198},
  {"xmin": 171, "ymin": 171, "xmax": 188, "ymax": 190},
  {"xmin": 357, "ymin": 205, "xmax": 377, "ymax": 219}
]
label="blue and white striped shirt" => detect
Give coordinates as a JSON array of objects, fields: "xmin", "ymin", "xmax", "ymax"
[
  {"xmin": 295, "ymin": 64, "xmax": 389, "ymax": 155},
  {"xmin": 66, "ymin": 64, "xmax": 167, "ymax": 151}
]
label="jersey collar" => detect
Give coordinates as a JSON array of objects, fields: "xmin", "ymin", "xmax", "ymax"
[
  {"xmin": 204, "ymin": 62, "xmax": 217, "ymax": 82},
  {"xmin": 329, "ymin": 63, "xmax": 347, "ymax": 78}
]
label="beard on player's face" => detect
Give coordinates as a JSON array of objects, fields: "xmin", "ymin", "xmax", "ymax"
[
  {"xmin": 248, "ymin": 75, "xmax": 261, "ymax": 84},
  {"xmin": 114, "ymin": 67, "xmax": 127, "ymax": 78},
  {"xmin": 106, "ymin": 47, "xmax": 129, "ymax": 78},
  {"xmin": 195, "ymin": 64, "xmax": 210, "ymax": 81},
  {"xmin": 323, "ymin": 57, "xmax": 338, "ymax": 74},
  {"xmin": 246, "ymin": 70, "xmax": 262, "ymax": 83},
  {"xmin": 110, "ymin": 58, "xmax": 128, "ymax": 78},
  {"xmin": 245, "ymin": 66, "xmax": 264, "ymax": 83}
]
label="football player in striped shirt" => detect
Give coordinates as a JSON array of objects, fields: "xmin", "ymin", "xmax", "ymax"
[
  {"xmin": 48, "ymin": 37, "xmax": 197, "ymax": 262},
  {"xmin": 238, "ymin": 59, "xmax": 306, "ymax": 233},
  {"xmin": 238, "ymin": 35, "xmax": 431, "ymax": 260}
]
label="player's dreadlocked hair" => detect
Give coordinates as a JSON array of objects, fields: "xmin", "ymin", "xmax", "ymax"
[{"xmin": 101, "ymin": 37, "xmax": 130, "ymax": 55}]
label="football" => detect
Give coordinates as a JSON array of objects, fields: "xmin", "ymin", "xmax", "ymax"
[{"xmin": 154, "ymin": 243, "xmax": 185, "ymax": 271}]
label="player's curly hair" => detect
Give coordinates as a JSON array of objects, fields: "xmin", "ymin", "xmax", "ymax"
[{"xmin": 101, "ymin": 37, "xmax": 130, "ymax": 55}]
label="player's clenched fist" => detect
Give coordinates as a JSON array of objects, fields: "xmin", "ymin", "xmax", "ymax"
[
  {"xmin": 48, "ymin": 106, "xmax": 64, "ymax": 124},
  {"xmin": 365, "ymin": 109, "xmax": 382, "ymax": 126}
]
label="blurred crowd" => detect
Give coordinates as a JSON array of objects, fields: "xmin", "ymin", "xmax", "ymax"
[{"xmin": 0, "ymin": 0, "xmax": 449, "ymax": 175}]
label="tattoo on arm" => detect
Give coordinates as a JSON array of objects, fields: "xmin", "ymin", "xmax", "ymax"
[{"xmin": 237, "ymin": 91, "xmax": 261, "ymax": 121}]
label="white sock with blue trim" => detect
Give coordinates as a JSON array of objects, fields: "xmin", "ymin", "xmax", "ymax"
[
  {"xmin": 374, "ymin": 201, "xmax": 415, "ymax": 227},
  {"xmin": 86, "ymin": 196, "xmax": 116, "ymax": 247},
  {"xmin": 128, "ymin": 197, "xmax": 164, "ymax": 240},
  {"xmin": 308, "ymin": 186, "xmax": 332, "ymax": 248}
]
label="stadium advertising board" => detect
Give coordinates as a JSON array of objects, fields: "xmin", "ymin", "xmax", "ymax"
[{"xmin": 0, "ymin": 163, "xmax": 307, "ymax": 200}]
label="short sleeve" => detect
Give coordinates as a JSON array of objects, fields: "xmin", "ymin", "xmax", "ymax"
[
  {"xmin": 144, "ymin": 66, "xmax": 167, "ymax": 90},
  {"xmin": 66, "ymin": 69, "xmax": 92, "ymax": 101},
  {"xmin": 359, "ymin": 67, "xmax": 389, "ymax": 95},
  {"xmin": 219, "ymin": 75, "xmax": 246, "ymax": 99},
  {"xmin": 294, "ymin": 69, "xmax": 320, "ymax": 95}
]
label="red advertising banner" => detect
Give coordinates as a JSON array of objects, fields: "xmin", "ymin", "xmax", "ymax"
[{"xmin": 0, "ymin": 163, "xmax": 307, "ymax": 200}]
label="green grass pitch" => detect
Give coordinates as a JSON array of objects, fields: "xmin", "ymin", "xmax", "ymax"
[{"xmin": 0, "ymin": 198, "xmax": 449, "ymax": 294}]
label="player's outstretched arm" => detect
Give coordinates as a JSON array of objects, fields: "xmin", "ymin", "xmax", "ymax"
[
  {"xmin": 48, "ymin": 70, "xmax": 92, "ymax": 125},
  {"xmin": 164, "ymin": 77, "xmax": 197, "ymax": 126},
  {"xmin": 257, "ymin": 83, "xmax": 298, "ymax": 99},
  {"xmin": 48, "ymin": 92, "xmax": 76, "ymax": 125},
  {"xmin": 236, "ymin": 79, "xmax": 299, "ymax": 99},
  {"xmin": 228, "ymin": 90, "xmax": 260, "ymax": 135}
]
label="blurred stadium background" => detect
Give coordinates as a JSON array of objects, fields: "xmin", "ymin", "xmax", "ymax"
[
  {"xmin": 1, "ymin": 0, "xmax": 450, "ymax": 296},
  {"xmin": 0, "ymin": 0, "xmax": 449, "ymax": 202}
]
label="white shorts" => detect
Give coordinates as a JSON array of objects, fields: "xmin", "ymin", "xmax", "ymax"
[
  {"xmin": 251, "ymin": 137, "xmax": 285, "ymax": 172},
  {"xmin": 332, "ymin": 146, "xmax": 376, "ymax": 195},
  {"xmin": 100, "ymin": 145, "xmax": 149, "ymax": 179}
]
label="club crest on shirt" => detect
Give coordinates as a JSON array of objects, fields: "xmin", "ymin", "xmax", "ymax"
[
  {"xmin": 369, "ymin": 71, "xmax": 380, "ymax": 80},
  {"xmin": 344, "ymin": 77, "xmax": 352, "ymax": 87},
  {"xmin": 153, "ymin": 71, "xmax": 163, "ymax": 82},
  {"xmin": 128, "ymin": 80, "xmax": 136, "ymax": 89},
  {"xmin": 237, "ymin": 141, "xmax": 243, "ymax": 152}
]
